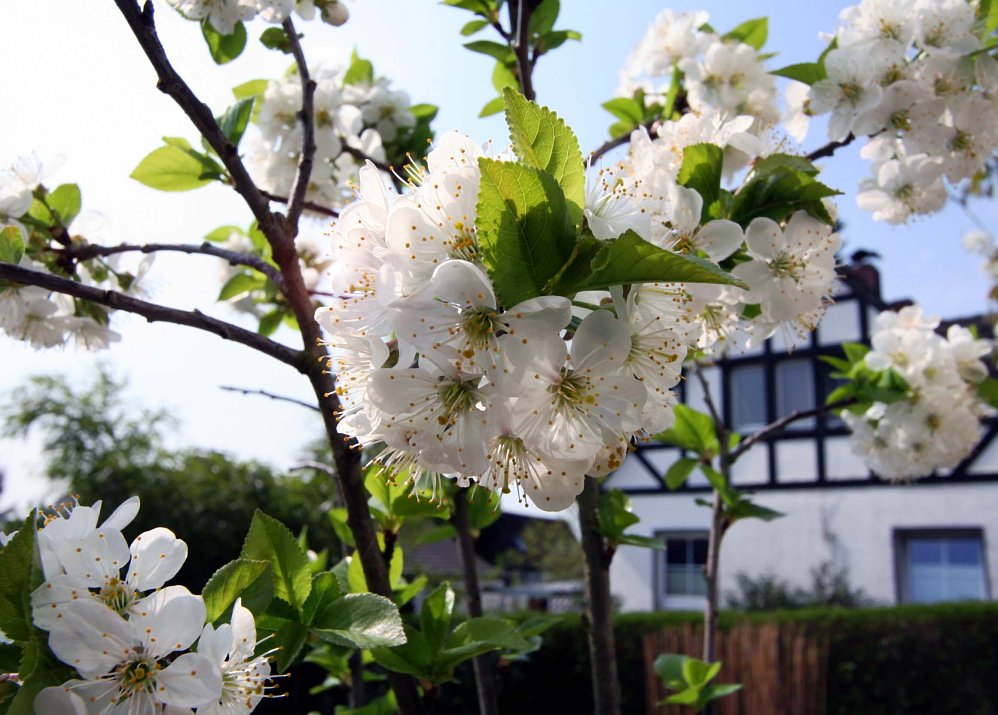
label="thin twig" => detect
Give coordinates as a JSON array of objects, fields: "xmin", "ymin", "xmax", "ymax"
[
  {"xmin": 729, "ymin": 398, "xmax": 856, "ymax": 462},
  {"xmin": 692, "ymin": 361, "xmax": 724, "ymax": 430},
  {"xmin": 0, "ymin": 262, "xmax": 305, "ymax": 370},
  {"xmin": 283, "ymin": 17, "xmax": 316, "ymax": 229},
  {"xmin": 806, "ymin": 133, "xmax": 857, "ymax": 162},
  {"xmin": 260, "ymin": 190, "xmax": 339, "ymax": 219},
  {"xmin": 220, "ymin": 384, "xmax": 320, "ymax": 412},
  {"xmin": 65, "ymin": 242, "xmax": 282, "ymax": 285},
  {"xmin": 290, "ymin": 460, "xmax": 338, "ymax": 478},
  {"xmin": 508, "ymin": 0, "xmax": 536, "ymax": 101},
  {"xmin": 339, "ymin": 145, "xmax": 394, "ymax": 176},
  {"xmin": 587, "ymin": 120, "xmax": 658, "ymax": 165}
]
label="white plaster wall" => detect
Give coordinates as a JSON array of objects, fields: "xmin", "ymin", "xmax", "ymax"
[{"xmin": 610, "ymin": 482, "xmax": 998, "ymax": 612}]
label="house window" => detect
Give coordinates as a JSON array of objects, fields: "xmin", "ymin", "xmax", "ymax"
[
  {"xmin": 730, "ymin": 364, "xmax": 766, "ymax": 432},
  {"xmin": 896, "ymin": 530, "xmax": 989, "ymax": 604},
  {"xmin": 661, "ymin": 533, "xmax": 708, "ymax": 597},
  {"xmin": 775, "ymin": 359, "xmax": 815, "ymax": 429}
]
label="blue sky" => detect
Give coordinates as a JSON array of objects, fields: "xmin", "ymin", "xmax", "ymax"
[{"xmin": 0, "ymin": 0, "xmax": 994, "ymax": 510}]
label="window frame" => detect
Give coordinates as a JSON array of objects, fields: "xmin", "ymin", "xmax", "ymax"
[
  {"xmin": 654, "ymin": 530, "xmax": 709, "ymax": 609},
  {"xmin": 892, "ymin": 527, "xmax": 991, "ymax": 605}
]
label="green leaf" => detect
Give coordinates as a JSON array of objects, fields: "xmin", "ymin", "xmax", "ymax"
[
  {"xmin": 502, "ymin": 88, "xmax": 585, "ymax": 227},
  {"xmin": 233, "ymin": 79, "xmax": 269, "ymax": 102},
  {"xmin": 654, "ymin": 653, "xmax": 690, "ymax": 687},
  {"xmin": 978, "ymin": 377, "xmax": 998, "ymax": 409},
  {"xmin": 370, "ymin": 626, "xmax": 434, "ymax": 680},
  {"xmin": 771, "ymin": 62, "xmax": 827, "ymax": 85},
  {"xmin": 259, "ymin": 26, "xmax": 293, "ymax": 53},
  {"xmin": 618, "ymin": 534, "xmax": 667, "ymax": 549},
  {"xmin": 395, "ymin": 574, "xmax": 428, "ymax": 607},
  {"xmin": 0, "ymin": 642, "xmax": 19, "ymax": 674},
  {"xmin": 492, "ymin": 62, "xmax": 519, "ymax": 93},
  {"xmin": 343, "ymin": 49, "xmax": 374, "ymax": 86},
  {"xmin": 202, "ymin": 558, "xmax": 274, "ymax": 624},
  {"xmin": 204, "ymin": 225, "xmax": 244, "ymax": 243},
  {"xmin": 420, "ymin": 582, "xmax": 455, "ymax": 652},
  {"xmin": 549, "ymin": 230, "xmax": 747, "ymax": 296},
  {"xmin": 678, "ymin": 143, "xmax": 724, "ymax": 222},
  {"xmin": 529, "ymin": 0, "xmax": 559, "ymax": 36},
  {"xmin": 664, "ymin": 457, "xmax": 699, "ymax": 490},
  {"xmin": 130, "ymin": 146, "xmax": 219, "ymax": 192},
  {"xmin": 328, "ymin": 508, "xmax": 356, "ymax": 549},
  {"xmin": 201, "ymin": 19, "xmax": 247, "ymax": 65},
  {"xmin": 7, "ymin": 636, "xmax": 74, "ymax": 715},
  {"xmin": 656, "ymin": 405, "xmax": 718, "ymax": 458},
  {"xmin": 538, "ymin": 29, "xmax": 581, "ymax": 51},
  {"xmin": 312, "ymin": 593, "xmax": 406, "ymax": 648},
  {"xmin": 475, "ymin": 157, "xmax": 576, "ymax": 306},
  {"xmin": 0, "ymin": 513, "xmax": 36, "ymax": 643},
  {"xmin": 218, "ymin": 272, "xmax": 266, "ymax": 301},
  {"xmin": 466, "ymin": 490, "xmax": 502, "ymax": 530},
  {"xmin": 409, "ymin": 103, "xmax": 438, "ymax": 121},
  {"xmin": 461, "ymin": 18, "xmax": 490, "ymax": 35},
  {"xmin": 728, "ymin": 497, "xmax": 784, "ymax": 522},
  {"xmin": 602, "ymin": 97, "xmax": 644, "ymax": 125},
  {"xmin": 217, "ymin": 98, "xmax": 255, "ymax": 147},
  {"xmin": 0, "ymin": 227, "xmax": 24, "ymax": 266},
  {"xmin": 444, "ymin": 617, "xmax": 532, "ymax": 658},
  {"xmin": 301, "ymin": 572, "xmax": 343, "ymax": 626},
  {"xmin": 704, "ymin": 683, "xmax": 744, "ymax": 700},
  {"xmin": 336, "ymin": 692, "xmax": 399, "ymax": 715},
  {"xmin": 46, "ymin": 184, "xmax": 82, "ymax": 226},
  {"xmin": 464, "ymin": 40, "xmax": 515, "ymax": 63},
  {"xmin": 479, "ymin": 96, "xmax": 505, "ymax": 117},
  {"xmin": 442, "ymin": 0, "xmax": 492, "ymax": 13},
  {"xmin": 597, "ymin": 489, "xmax": 640, "ymax": 541},
  {"xmin": 240, "ymin": 510, "xmax": 312, "ymax": 613},
  {"xmin": 273, "ymin": 620, "xmax": 309, "ymax": 672},
  {"xmin": 723, "ymin": 17, "xmax": 768, "ymax": 50},
  {"xmin": 751, "ymin": 153, "xmax": 820, "ymax": 177},
  {"xmin": 730, "ymin": 166, "xmax": 841, "ymax": 226},
  {"xmin": 258, "ymin": 309, "xmax": 284, "ymax": 337}
]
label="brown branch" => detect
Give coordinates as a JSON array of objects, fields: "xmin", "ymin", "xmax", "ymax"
[
  {"xmin": 339, "ymin": 144, "xmax": 394, "ymax": 176},
  {"xmin": 0, "ymin": 262, "xmax": 305, "ymax": 370},
  {"xmin": 260, "ymin": 190, "xmax": 339, "ymax": 219},
  {"xmin": 692, "ymin": 361, "xmax": 725, "ymax": 433},
  {"xmin": 219, "ymin": 384, "xmax": 320, "ymax": 412},
  {"xmin": 508, "ymin": 0, "xmax": 536, "ymax": 101},
  {"xmin": 65, "ymin": 242, "xmax": 282, "ymax": 285},
  {"xmin": 806, "ymin": 133, "xmax": 857, "ymax": 162},
  {"xmin": 290, "ymin": 460, "xmax": 338, "ymax": 478},
  {"xmin": 283, "ymin": 17, "xmax": 316, "ymax": 229},
  {"xmin": 587, "ymin": 120, "xmax": 658, "ymax": 166},
  {"xmin": 729, "ymin": 397, "xmax": 855, "ymax": 463}
]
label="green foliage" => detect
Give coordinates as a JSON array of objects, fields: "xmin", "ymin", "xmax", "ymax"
[
  {"xmin": 202, "ymin": 558, "xmax": 274, "ymax": 623},
  {"xmin": 259, "ymin": 26, "xmax": 295, "ymax": 54},
  {"xmin": 596, "ymin": 489, "xmax": 663, "ymax": 550},
  {"xmin": 217, "ymin": 97, "xmax": 255, "ymax": 146},
  {"xmin": 663, "ymin": 457, "xmax": 699, "ymax": 490},
  {"xmin": 45, "ymin": 184, "xmax": 81, "ymax": 227},
  {"xmin": 655, "ymin": 653, "xmax": 742, "ymax": 712},
  {"xmin": 730, "ymin": 162, "xmax": 841, "ymax": 226},
  {"xmin": 821, "ymin": 341, "xmax": 911, "ymax": 411},
  {"xmin": 0, "ymin": 513, "xmax": 37, "ymax": 644},
  {"xmin": 370, "ymin": 582, "xmax": 531, "ymax": 685},
  {"xmin": 494, "ymin": 519, "xmax": 582, "ymax": 581},
  {"xmin": 200, "ymin": 19, "xmax": 247, "ymax": 64},
  {"xmin": 343, "ymin": 48, "xmax": 374, "ymax": 86},
  {"xmin": 722, "ymin": 17, "xmax": 768, "ymax": 50},
  {"xmin": 5, "ymin": 636, "xmax": 75, "ymax": 715},
  {"xmin": 502, "ymin": 89, "xmax": 586, "ymax": 228},
  {"xmin": 726, "ymin": 561, "xmax": 874, "ymax": 611},
  {"xmin": 656, "ymin": 405, "xmax": 718, "ymax": 459},
  {"xmin": 678, "ymin": 144, "xmax": 724, "ymax": 222},
  {"xmin": 241, "ymin": 510, "xmax": 314, "ymax": 611},
  {"xmin": 0, "ymin": 226, "xmax": 24, "ymax": 265},
  {"xmin": 771, "ymin": 62, "xmax": 827, "ymax": 85},
  {"xmin": 130, "ymin": 140, "xmax": 226, "ymax": 192}
]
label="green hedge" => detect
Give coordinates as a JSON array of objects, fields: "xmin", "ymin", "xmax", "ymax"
[{"xmin": 433, "ymin": 603, "xmax": 998, "ymax": 714}]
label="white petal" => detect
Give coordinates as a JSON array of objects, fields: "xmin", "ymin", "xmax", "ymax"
[
  {"xmin": 132, "ymin": 586, "xmax": 206, "ymax": 658},
  {"xmin": 101, "ymin": 497, "xmax": 140, "ymax": 531},
  {"xmin": 127, "ymin": 528, "xmax": 188, "ymax": 591},
  {"xmin": 157, "ymin": 652, "xmax": 223, "ymax": 708},
  {"xmin": 48, "ymin": 600, "xmax": 132, "ymax": 679}
]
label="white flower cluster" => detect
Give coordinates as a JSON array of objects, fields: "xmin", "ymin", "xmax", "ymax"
[
  {"xmin": 621, "ymin": 114, "xmax": 843, "ymax": 355},
  {"xmin": 800, "ymin": 0, "xmax": 997, "ymax": 223},
  {"xmin": 250, "ymin": 65, "xmax": 414, "ymax": 211},
  {"xmin": 25, "ymin": 497, "xmax": 272, "ymax": 714},
  {"xmin": 165, "ymin": 0, "xmax": 348, "ymax": 35},
  {"xmin": 843, "ymin": 306, "xmax": 994, "ymax": 480},
  {"xmin": 316, "ymin": 132, "xmax": 697, "ymax": 510},
  {"xmin": 0, "ymin": 156, "xmax": 144, "ymax": 350},
  {"xmin": 619, "ymin": 9, "xmax": 780, "ymax": 129}
]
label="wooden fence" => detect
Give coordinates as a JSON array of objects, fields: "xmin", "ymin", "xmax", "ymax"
[{"xmin": 642, "ymin": 622, "xmax": 829, "ymax": 715}]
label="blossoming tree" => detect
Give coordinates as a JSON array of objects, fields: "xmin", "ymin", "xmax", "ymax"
[{"xmin": 1, "ymin": 0, "xmax": 997, "ymax": 714}]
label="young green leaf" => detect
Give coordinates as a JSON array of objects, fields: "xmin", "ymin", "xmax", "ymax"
[
  {"xmin": 201, "ymin": 19, "xmax": 247, "ymax": 65},
  {"xmin": 479, "ymin": 95, "xmax": 505, "ymax": 117},
  {"xmin": 311, "ymin": 593, "xmax": 406, "ymax": 649},
  {"xmin": 730, "ymin": 165, "xmax": 841, "ymax": 226},
  {"xmin": 202, "ymin": 558, "xmax": 274, "ymax": 624},
  {"xmin": 476, "ymin": 157, "xmax": 576, "ymax": 306},
  {"xmin": 464, "ymin": 40, "xmax": 516, "ymax": 63},
  {"xmin": 664, "ymin": 457, "xmax": 699, "ymax": 490},
  {"xmin": 343, "ymin": 49, "xmax": 374, "ymax": 86},
  {"xmin": 0, "ymin": 226, "xmax": 25, "ymax": 265},
  {"xmin": 461, "ymin": 18, "xmax": 490, "ymax": 35},
  {"xmin": 771, "ymin": 62, "xmax": 827, "ymax": 85},
  {"xmin": 655, "ymin": 405, "xmax": 718, "ymax": 459},
  {"xmin": 259, "ymin": 26, "xmax": 293, "ymax": 53},
  {"xmin": 678, "ymin": 143, "xmax": 724, "ymax": 221},
  {"xmin": 0, "ymin": 512, "xmax": 36, "ymax": 643},
  {"xmin": 502, "ymin": 88, "xmax": 586, "ymax": 227},
  {"xmin": 217, "ymin": 97, "xmax": 255, "ymax": 147},
  {"xmin": 218, "ymin": 272, "xmax": 266, "ymax": 301},
  {"xmin": 130, "ymin": 145, "xmax": 221, "ymax": 192},
  {"xmin": 723, "ymin": 17, "xmax": 768, "ymax": 50},
  {"xmin": 420, "ymin": 582, "xmax": 456, "ymax": 653},
  {"xmin": 529, "ymin": 0, "xmax": 560, "ymax": 36},
  {"xmin": 46, "ymin": 184, "xmax": 82, "ymax": 226},
  {"xmin": 240, "ymin": 510, "xmax": 313, "ymax": 613}
]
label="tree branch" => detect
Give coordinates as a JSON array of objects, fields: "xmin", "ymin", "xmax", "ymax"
[
  {"xmin": 283, "ymin": 17, "xmax": 316, "ymax": 229},
  {"xmin": 260, "ymin": 190, "xmax": 339, "ymax": 219},
  {"xmin": 65, "ymin": 241, "xmax": 283, "ymax": 285},
  {"xmin": 339, "ymin": 145, "xmax": 394, "ymax": 176},
  {"xmin": 508, "ymin": 0, "xmax": 536, "ymax": 101},
  {"xmin": 587, "ymin": 120, "xmax": 657, "ymax": 165},
  {"xmin": 0, "ymin": 262, "xmax": 305, "ymax": 370},
  {"xmin": 729, "ymin": 398, "xmax": 855, "ymax": 462},
  {"xmin": 290, "ymin": 460, "xmax": 338, "ymax": 478},
  {"xmin": 219, "ymin": 384, "xmax": 320, "ymax": 412},
  {"xmin": 806, "ymin": 133, "xmax": 857, "ymax": 162},
  {"xmin": 692, "ymin": 361, "xmax": 724, "ymax": 431}
]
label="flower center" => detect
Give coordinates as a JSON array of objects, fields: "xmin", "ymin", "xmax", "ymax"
[
  {"xmin": 99, "ymin": 577, "xmax": 138, "ymax": 615},
  {"xmin": 551, "ymin": 370, "xmax": 595, "ymax": 411}
]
